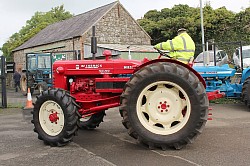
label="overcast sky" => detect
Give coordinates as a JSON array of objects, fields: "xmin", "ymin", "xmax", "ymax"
[{"xmin": 0, "ymin": 0, "xmax": 249, "ymax": 54}]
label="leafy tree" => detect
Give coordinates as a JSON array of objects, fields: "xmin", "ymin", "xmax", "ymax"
[
  {"xmin": 138, "ymin": 3, "xmax": 250, "ymax": 51},
  {"xmin": 143, "ymin": 10, "xmax": 162, "ymax": 22},
  {"xmin": 233, "ymin": 7, "xmax": 250, "ymax": 42},
  {"xmin": 1, "ymin": 5, "xmax": 72, "ymax": 61}
]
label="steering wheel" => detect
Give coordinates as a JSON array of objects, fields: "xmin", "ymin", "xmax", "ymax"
[{"xmin": 154, "ymin": 48, "xmax": 171, "ymax": 59}]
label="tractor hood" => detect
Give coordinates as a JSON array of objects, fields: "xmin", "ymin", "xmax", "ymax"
[
  {"xmin": 193, "ymin": 64, "xmax": 236, "ymax": 78},
  {"xmin": 53, "ymin": 59, "xmax": 143, "ymax": 75}
]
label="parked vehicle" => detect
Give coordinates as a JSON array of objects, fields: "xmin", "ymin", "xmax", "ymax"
[
  {"xmin": 193, "ymin": 62, "xmax": 250, "ymax": 110},
  {"xmin": 20, "ymin": 52, "xmax": 74, "ymax": 95},
  {"xmin": 233, "ymin": 45, "xmax": 250, "ymax": 68},
  {"xmin": 20, "ymin": 53, "xmax": 52, "ymax": 95},
  {"xmin": 194, "ymin": 50, "xmax": 228, "ymax": 66}
]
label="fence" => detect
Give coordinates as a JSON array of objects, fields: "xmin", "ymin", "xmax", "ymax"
[{"xmin": 196, "ymin": 41, "xmax": 250, "ymax": 57}]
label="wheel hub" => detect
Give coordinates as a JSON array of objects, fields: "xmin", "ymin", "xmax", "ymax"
[
  {"xmin": 147, "ymin": 89, "xmax": 181, "ymax": 121},
  {"xmin": 157, "ymin": 101, "xmax": 170, "ymax": 113},
  {"xmin": 49, "ymin": 111, "xmax": 59, "ymax": 123}
]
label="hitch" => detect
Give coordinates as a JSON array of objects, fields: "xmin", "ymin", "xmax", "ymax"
[{"xmin": 207, "ymin": 90, "xmax": 225, "ymax": 101}]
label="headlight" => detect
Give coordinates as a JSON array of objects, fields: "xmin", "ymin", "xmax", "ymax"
[{"xmin": 69, "ymin": 78, "xmax": 73, "ymax": 85}]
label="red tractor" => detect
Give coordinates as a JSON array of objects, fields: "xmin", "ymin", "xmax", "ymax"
[{"xmin": 31, "ymin": 49, "xmax": 209, "ymax": 150}]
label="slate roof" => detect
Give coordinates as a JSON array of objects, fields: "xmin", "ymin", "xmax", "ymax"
[{"xmin": 13, "ymin": 1, "xmax": 118, "ymax": 51}]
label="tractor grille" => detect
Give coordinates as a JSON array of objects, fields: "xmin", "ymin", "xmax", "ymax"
[{"xmin": 96, "ymin": 82, "xmax": 126, "ymax": 89}]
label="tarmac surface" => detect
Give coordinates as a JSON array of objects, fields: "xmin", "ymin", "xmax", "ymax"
[{"xmin": 1, "ymin": 88, "xmax": 250, "ymax": 166}]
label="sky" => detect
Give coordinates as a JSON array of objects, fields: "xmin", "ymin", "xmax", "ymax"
[{"xmin": 0, "ymin": 0, "xmax": 249, "ymax": 54}]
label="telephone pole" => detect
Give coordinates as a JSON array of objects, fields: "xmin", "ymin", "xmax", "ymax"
[{"xmin": 200, "ymin": 0, "xmax": 206, "ymax": 65}]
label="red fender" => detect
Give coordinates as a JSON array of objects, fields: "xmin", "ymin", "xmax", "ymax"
[{"xmin": 134, "ymin": 58, "xmax": 206, "ymax": 88}]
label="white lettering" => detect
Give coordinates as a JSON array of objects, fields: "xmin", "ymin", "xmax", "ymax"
[
  {"xmin": 124, "ymin": 66, "xmax": 132, "ymax": 69},
  {"xmin": 81, "ymin": 64, "xmax": 103, "ymax": 69},
  {"xmin": 99, "ymin": 70, "xmax": 111, "ymax": 74}
]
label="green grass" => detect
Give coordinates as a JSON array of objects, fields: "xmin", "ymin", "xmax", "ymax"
[
  {"xmin": 7, "ymin": 103, "xmax": 24, "ymax": 108},
  {"xmin": 210, "ymin": 98, "xmax": 242, "ymax": 104},
  {"xmin": 0, "ymin": 108, "xmax": 23, "ymax": 114},
  {"xmin": 0, "ymin": 103, "xmax": 24, "ymax": 111}
]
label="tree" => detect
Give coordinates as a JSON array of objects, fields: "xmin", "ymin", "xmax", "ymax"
[
  {"xmin": 233, "ymin": 7, "xmax": 250, "ymax": 42},
  {"xmin": 138, "ymin": 4, "xmax": 250, "ymax": 49},
  {"xmin": 1, "ymin": 5, "xmax": 72, "ymax": 61}
]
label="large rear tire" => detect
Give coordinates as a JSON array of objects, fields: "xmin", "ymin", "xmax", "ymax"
[
  {"xmin": 120, "ymin": 62, "xmax": 209, "ymax": 150},
  {"xmin": 32, "ymin": 88, "xmax": 79, "ymax": 146},
  {"xmin": 242, "ymin": 77, "xmax": 250, "ymax": 108},
  {"xmin": 78, "ymin": 111, "xmax": 106, "ymax": 130}
]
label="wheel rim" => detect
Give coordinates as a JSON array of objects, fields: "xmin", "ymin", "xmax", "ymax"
[
  {"xmin": 79, "ymin": 116, "xmax": 91, "ymax": 122},
  {"xmin": 39, "ymin": 100, "xmax": 65, "ymax": 136},
  {"xmin": 136, "ymin": 81, "xmax": 191, "ymax": 135},
  {"xmin": 21, "ymin": 77, "xmax": 27, "ymax": 92},
  {"xmin": 38, "ymin": 85, "xmax": 43, "ymax": 93}
]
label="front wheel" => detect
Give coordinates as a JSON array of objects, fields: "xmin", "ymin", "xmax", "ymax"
[
  {"xmin": 32, "ymin": 88, "xmax": 79, "ymax": 146},
  {"xmin": 120, "ymin": 62, "xmax": 209, "ymax": 150}
]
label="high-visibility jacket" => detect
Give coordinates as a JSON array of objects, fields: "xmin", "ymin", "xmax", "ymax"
[{"xmin": 154, "ymin": 32, "xmax": 195, "ymax": 64}]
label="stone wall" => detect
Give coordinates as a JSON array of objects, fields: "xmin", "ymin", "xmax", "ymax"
[
  {"xmin": 13, "ymin": 38, "xmax": 81, "ymax": 71},
  {"xmin": 84, "ymin": 3, "xmax": 151, "ymax": 45}
]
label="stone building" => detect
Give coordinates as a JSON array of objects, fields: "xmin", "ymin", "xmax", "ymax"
[{"xmin": 12, "ymin": 1, "xmax": 155, "ymax": 70}]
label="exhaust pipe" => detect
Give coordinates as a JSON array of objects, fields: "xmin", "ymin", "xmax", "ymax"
[{"xmin": 91, "ymin": 26, "xmax": 97, "ymax": 60}]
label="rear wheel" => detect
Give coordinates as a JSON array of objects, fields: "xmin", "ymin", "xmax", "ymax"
[
  {"xmin": 120, "ymin": 62, "xmax": 209, "ymax": 150},
  {"xmin": 78, "ymin": 111, "xmax": 106, "ymax": 130},
  {"xmin": 20, "ymin": 73, "xmax": 27, "ymax": 95},
  {"xmin": 37, "ymin": 82, "xmax": 49, "ymax": 94},
  {"xmin": 242, "ymin": 77, "xmax": 250, "ymax": 108},
  {"xmin": 32, "ymin": 88, "xmax": 79, "ymax": 146}
]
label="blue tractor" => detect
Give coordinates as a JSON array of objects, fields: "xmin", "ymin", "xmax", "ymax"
[
  {"xmin": 20, "ymin": 53, "xmax": 53, "ymax": 95},
  {"xmin": 20, "ymin": 52, "xmax": 71, "ymax": 95},
  {"xmin": 193, "ymin": 64, "xmax": 250, "ymax": 107}
]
